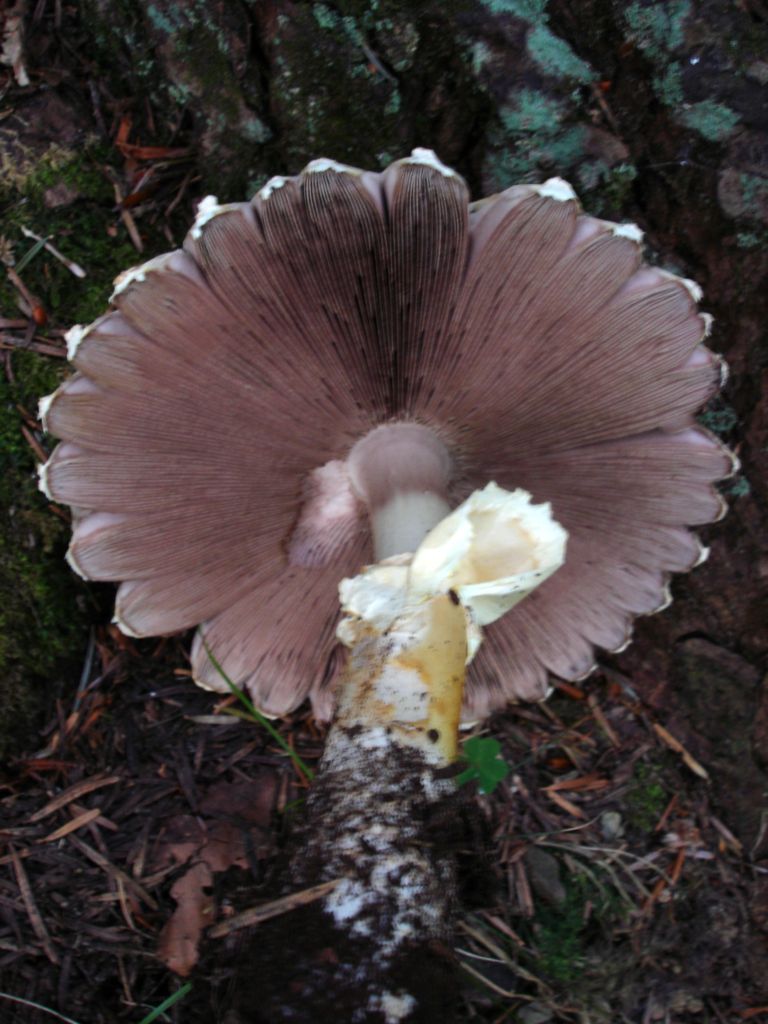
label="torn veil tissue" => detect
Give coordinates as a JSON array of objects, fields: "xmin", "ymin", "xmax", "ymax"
[{"xmin": 337, "ymin": 483, "xmax": 568, "ymax": 663}]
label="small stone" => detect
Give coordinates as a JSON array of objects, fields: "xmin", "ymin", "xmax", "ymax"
[
  {"xmin": 600, "ymin": 810, "xmax": 624, "ymax": 840},
  {"xmin": 523, "ymin": 847, "xmax": 566, "ymax": 907}
]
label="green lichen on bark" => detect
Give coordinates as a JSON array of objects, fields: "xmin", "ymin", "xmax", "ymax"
[
  {"xmin": 487, "ymin": 0, "xmax": 593, "ymax": 84},
  {"xmin": 718, "ymin": 170, "xmax": 768, "ymax": 225},
  {"xmin": 147, "ymin": 1, "xmax": 270, "ymax": 191},
  {"xmin": 525, "ymin": 22, "xmax": 593, "ymax": 83},
  {"xmin": 622, "ymin": 0, "xmax": 741, "ymax": 142},
  {"xmin": 487, "ymin": 89, "xmax": 588, "ymax": 186},
  {"xmin": 679, "ymin": 99, "xmax": 740, "ymax": 142},
  {"xmin": 80, "ymin": 0, "xmax": 172, "ymax": 124},
  {"xmin": 474, "ymin": 3, "xmax": 610, "ymax": 197},
  {"xmin": 624, "ymin": 0, "xmax": 692, "ymax": 59},
  {"xmin": 479, "ymin": 0, "xmax": 547, "ymax": 16}
]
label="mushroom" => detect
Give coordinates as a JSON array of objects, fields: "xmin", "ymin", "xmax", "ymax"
[{"xmin": 39, "ymin": 150, "xmax": 732, "ymax": 1021}]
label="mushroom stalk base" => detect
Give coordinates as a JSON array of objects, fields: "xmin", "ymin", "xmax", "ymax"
[
  {"xmin": 229, "ymin": 485, "xmax": 567, "ymax": 1021},
  {"xmin": 231, "ymin": 595, "xmax": 467, "ymax": 1024}
]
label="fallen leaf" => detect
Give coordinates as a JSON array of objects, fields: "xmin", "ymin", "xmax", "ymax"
[
  {"xmin": 153, "ymin": 773, "xmax": 279, "ymax": 975},
  {"xmin": 157, "ymin": 862, "xmax": 215, "ymax": 976}
]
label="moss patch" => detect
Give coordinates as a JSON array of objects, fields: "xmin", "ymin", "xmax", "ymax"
[
  {"xmin": 0, "ymin": 146, "xmax": 149, "ymax": 762},
  {"xmin": 579, "ymin": 161, "xmax": 639, "ymax": 216},
  {"xmin": 697, "ymin": 396, "xmax": 739, "ymax": 444},
  {"xmin": 0, "ymin": 148, "xmax": 139, "ymax": 325},
  {"xmin": 532, "ymin": 867, "xmax": 625, "ymax": 986},
  {"xmin": 0, "ymin": 351, "xmax": 90, "ymax": 763},
  {"xmin": 625, "ymin": 761, "xmax": 668, "ymax": 832}
]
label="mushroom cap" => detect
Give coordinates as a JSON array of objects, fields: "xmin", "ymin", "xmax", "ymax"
[{"xmin": 40, "ymin": 150, "xmax": 733, "ymax": 720}]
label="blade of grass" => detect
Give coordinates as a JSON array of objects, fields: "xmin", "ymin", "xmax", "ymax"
[
  {"xmin": 136, "ymin": 982, "xmax": 192, "ymax": 1024},
  {"xmin": 14, "ymin": 234, "xmax": 50, "ymax": 274},
  {"xmin": 219, "ymin": 707, "xmax": 263, "ymax": 724},
  {"xmin": 0, "ymin": 992, "xmax": 83, "ymax": 1024},
  {"xmin": 203, "ymin": 642, "xmax": 314, "ymax": 782}
]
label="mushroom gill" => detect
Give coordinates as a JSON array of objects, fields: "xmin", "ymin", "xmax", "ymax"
[{"xmin": 40, "ymin": 150, "xmax": 732, "ymax": 719}]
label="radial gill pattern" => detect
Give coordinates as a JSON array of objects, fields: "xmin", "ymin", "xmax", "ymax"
[{"xmin": 39, "ymin": 149, "xmax": 734, "ymax": 719}]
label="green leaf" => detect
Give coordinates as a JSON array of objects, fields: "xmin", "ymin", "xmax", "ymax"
[
  {"xmin": 456, "ymin": 736, "xmax": 510, "ymax": 794},
  {"xmin": 137, "ymin": 983, "xmax": 192, "ymax": 1024}
]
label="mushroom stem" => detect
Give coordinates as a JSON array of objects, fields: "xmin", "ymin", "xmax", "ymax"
[
  {"xmin": 347, "ymin": 421, "xmax": 453, "ymax": 560},
  {"xmin": 231, "ymin": 486, "xmax": 567, "ymax": 1023},
  {"xmin": 232, "ymin": 593, "xmax": 467, "ymax": 1023},
  {"xmin": 368, "ymin": 490, "xmax": 451, "ymax": 562},
  {"xmin": 332, "ymin": 589, "xmax": 466, "ymax": 761}
]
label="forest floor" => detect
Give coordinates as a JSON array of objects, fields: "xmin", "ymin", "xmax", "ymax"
[
  {"xmin": 1, "ymin": 3, "xmax": 767, "ymax": 1022},
  {"xmin": 2, "ymin": 632, "xmax": 767, "ymax": 1023}
]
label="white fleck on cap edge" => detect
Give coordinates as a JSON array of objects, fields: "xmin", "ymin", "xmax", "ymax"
[
  {"xmin": 658, "ymin": 267, "xmax": 703, "ymax": 303},
  {"xmin": 258, "ymin": 175, "xmax": 288, "ymax": 200},
  {"xmin": 38, "ymin": 392, "xmax": 55, "ymax": 428},
  {"xmin": 37, "ymin": 459, "xmax": 52, "ymax": 498},
  {"xmin": 533, "ymin": 177, "xmax": 577, "ymax": 202},
  {"xmin": 111, "ymin": 610, "xmax": 142, "ymax": 638},
  {"xmin": 611, "ymin": 222, "xmax": 644, "ymax": 243},
  {"xmin": 405, "ymin": 148, "xmax": 457, "ymax": 177},
  {"xmin": 304, "ymin": 157, "xmax": 363, "ymax": 176},
  {"xmin": 64, "ymin": 324, "xmax": 89, "ymax": 361},
  {"xmin": 65, "ymin": 546, "xmax": 90, "ymax": 580},
  {"xmin": 110, "ymin": 252, "xmax": 180, "ymax": 300}
]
